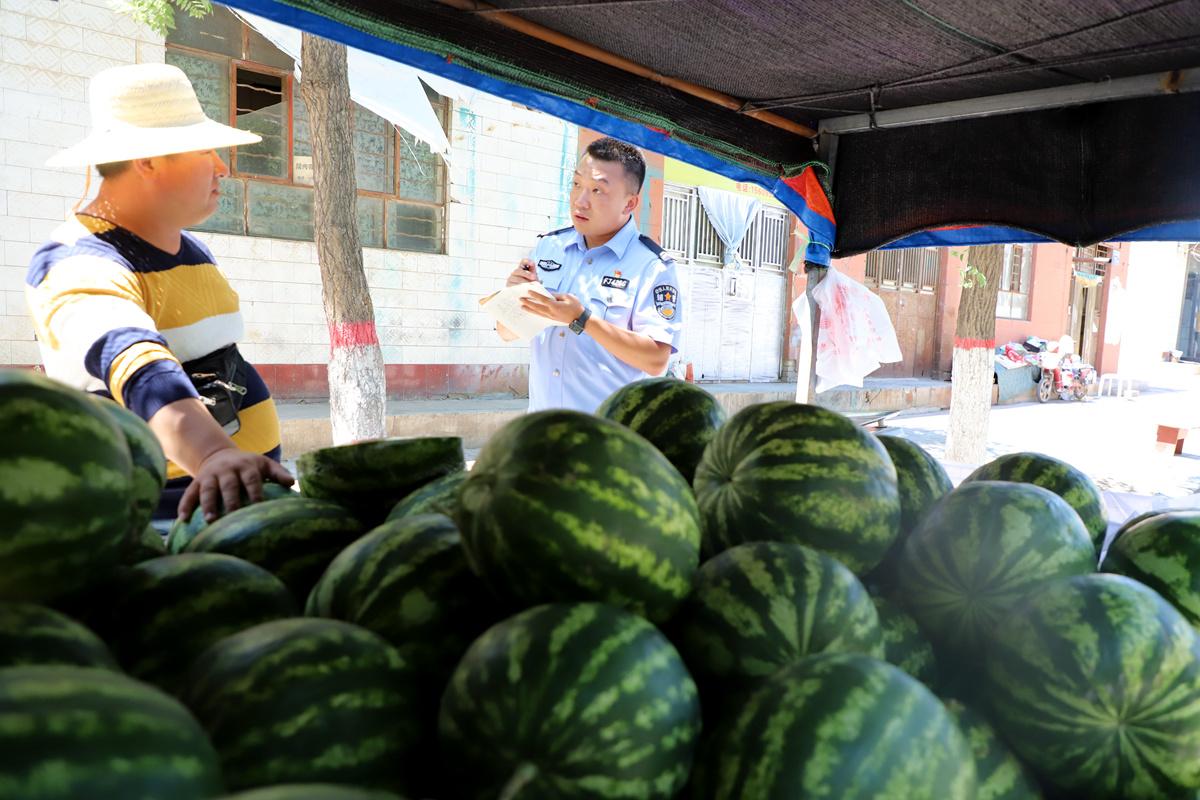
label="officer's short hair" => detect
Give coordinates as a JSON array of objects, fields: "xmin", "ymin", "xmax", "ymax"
[
  {"xmin": 586, "ymin": 137, "xmax": 645, "ymax": 194},
  {"xmin": 96, "ymin": 161, "xmax": 131, "ymax": 178}
]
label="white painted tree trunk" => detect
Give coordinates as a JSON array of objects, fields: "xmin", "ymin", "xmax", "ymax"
[
  {"xmin": 945, "ymin": 346, "xmax": 993, "ymax": 464},
  {"xmin": 329, "ymin": 344, "xmax": 386, "ymax": 444}
]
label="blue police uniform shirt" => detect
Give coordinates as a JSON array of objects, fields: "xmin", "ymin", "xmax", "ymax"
[{"xmin": 527, "ymin": 216, "xmax": 683, "ymax": 413}]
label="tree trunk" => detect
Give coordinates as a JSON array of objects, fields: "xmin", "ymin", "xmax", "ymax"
[
  {"xmin": 299, "ymin": 33, "xmax": 386, "ymax": 444},
  {"xmin": 945, "ymin": 245, "xmax": 1005, "ymax": 464}
]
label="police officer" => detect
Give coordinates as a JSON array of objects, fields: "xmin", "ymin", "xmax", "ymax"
[{"xmin": 502, "ymin": 137, "xmax": 682, "ymax": 412}]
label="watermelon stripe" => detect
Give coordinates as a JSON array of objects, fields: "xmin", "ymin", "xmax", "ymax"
[
  {"xmin": 1102, "ymin": 511, "xmax": 1200, "ymax": 626},
  {"xmin": 0, "ymin": 603, "xmax": 118, "ymax": 670}
]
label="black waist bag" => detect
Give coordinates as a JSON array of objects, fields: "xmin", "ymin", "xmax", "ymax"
[{"xmin": 182, "ymin": 344, "xmax": 248, "ymax": 435}]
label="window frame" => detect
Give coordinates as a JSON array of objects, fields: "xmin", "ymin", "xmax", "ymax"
[
  {"xmin": 996, "ymin": 243, "xmax": 1033, "ymax": 320},
  {"xmin": 660, "ymin": 183, "xmax": 792, "ymax": 270},
  {"xmin": 864, "ymin": 247, "xmax": 939, "ymax": 294}
]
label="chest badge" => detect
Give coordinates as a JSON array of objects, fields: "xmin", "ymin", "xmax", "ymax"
[
  {"xmin": 654, "ymin": 284, "xmax": 678, "ymax": 320},
  {"xmin": 537, "ymin": 259, "xmax": 562, "ymax": 272},
  {"xmin": 600, "ymin": 275, "xmax": 630, "ymax": 290}
]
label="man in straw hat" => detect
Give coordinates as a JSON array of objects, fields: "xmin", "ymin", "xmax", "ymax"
[{"xmin": 27, "ymin": 63, "xmax": 293, "ymax": 525}]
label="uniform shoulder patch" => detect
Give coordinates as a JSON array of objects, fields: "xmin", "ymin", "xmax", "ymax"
[
  {"xmin": 537, "ymin": 225, "xmax": 574, "ymax": 239},
  {"xmin": 638, "ymin": 234, "xmax": 666, "ymax": 257},
  {"xmin": 653, "ymin": 284, "xmax": 678, "ymax": 320}
]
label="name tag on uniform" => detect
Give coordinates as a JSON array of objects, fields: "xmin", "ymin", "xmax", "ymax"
[{"xmin": 600, "ymin": 275, "xmax": 629, "ymax": 290}]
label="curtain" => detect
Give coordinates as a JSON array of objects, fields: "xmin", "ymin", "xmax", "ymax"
[{"xmin": 698, "ymin": 187, "xmax": 760, "ymax": 268}]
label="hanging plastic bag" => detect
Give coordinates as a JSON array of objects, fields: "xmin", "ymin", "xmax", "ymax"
[{"xmin": 792, "ymin": 266, "xmax": 902, "ymax": 392}]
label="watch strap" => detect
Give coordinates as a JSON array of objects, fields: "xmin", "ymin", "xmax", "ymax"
[{"xmin": 569, "ymin": 306, "xmax": 592, "ymax": 334}]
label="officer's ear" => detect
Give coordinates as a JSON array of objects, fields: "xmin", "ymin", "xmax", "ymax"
[{"xmin": 622, "ymin": 191, "xmax": 640, "ymax": 216}]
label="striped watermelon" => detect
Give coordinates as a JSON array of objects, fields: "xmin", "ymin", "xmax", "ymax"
[
  {"xmin": 870, "ymin": 434, "xmax": 952, "ymax": 588},
  {"xmin": 943, "ymin": 700, "xmax": 1043, "ymax": 800},
  {"xmin": 166, "ymin": 482, "xmax": 295, "ymax": 554},
  {"xmin": 299, "ymin": 437, "xmax": 465, "ymax": 525},
  {"xmin": 693, "ymin": 401, "xmax": 900, "ymax": 574},
  {"xmin": 983, "ymin": 574, "xmax": 1200, "ymax": 799},
  {"xmin": 0, "ymin": 369, "xmax": 134, "ymax": 602},
  {"xmin": 384, "ymin": 469, "xmax": 466, "ymax": 522},
  {"xmin": 458, "ymin": 411, "xmax": 701, "ymax": 624},
  {"xmin": 122, "ymin": 524, "xmax": 167, "ymax": 564},
  {"xmin": 595, "ymin": 377, "xmax": 727, "ymax": 483},
  {"xmin": 439, "ymin": 602, "xmax": 700, "ymax": 799},
  {"xmin": 872, "ymin": 595, "xmax": 938, "ymax": 688},
  {"xmin": 1101, "ymin": 510, "xmax": 1200, "ymax": 626},
  {"xmin": 963, "ymin": 452, "xmax": 1107, "ymax": 550},
  {"xmin": 221, "ymin": 787, "xmax": 403, "ymax": 800},
  {"xmin": 184, "ymin": 497, "xmax": 364, "ymax": 597},
  {"xmin": 91, "ymin": 395, "xmax": 166, "ymax": 537},
  {"xmin": 184, "ymin": 618, "xmax": 419, "ymax": 793},
  {"xmin": 0, "ymin": 602, "xmax": 118, "ymax": 670},
  {"xmin": 0, "ymin": 665, "xmax": 222, "ymax": 799},
  {"xmin": 691, "ymin": 653, "xmax": 976, "ymax": 799},
  {"xmin": 92, "ymin": 554, "xmax": 296, "ymax": 695},
  {"xmin": 673, "ymin": 542, "xmax": 883, "ymax": 685},
  {"xmin": 894, "ymin": 481, "xmax": 1095, "ymax": 664}
]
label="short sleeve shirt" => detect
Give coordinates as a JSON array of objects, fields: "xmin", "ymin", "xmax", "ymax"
[{"xmin": 527, "ymin": 216, "xmax": 683, "ymax": 413}]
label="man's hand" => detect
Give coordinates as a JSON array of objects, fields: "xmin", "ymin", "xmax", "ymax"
[
  {"xmin": 177, "ymin": 447, "xmax": 294, "ymax": 523},
  {"xmin": 506, "ymin": 258, "xmax": 538, "ymax": 287},
  {"xmin": 521, "ymin": 291, "xmax": 584, "ymax": 325}
]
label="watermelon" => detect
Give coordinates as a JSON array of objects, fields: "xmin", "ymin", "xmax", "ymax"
[
  {"xmin": 91, "ymin": 395, "xmax": 166, "ymax": 536},
  {"xmin": 943, "ymin": 699, "xmax": 1043, "ymax": 800},
  {"xmin": 184, "ymin": 497, "xmax": 364, "ymax": 597},
  {"xmin": 870, "ymin": 434, "xmax": 952, "ymax": 588},
  {"xmin": 299, "ymin": 436, "xmax": 465, "ymax": 525},
  {"xmin": 872, "ymin": 595, "xmax": 938, "ymax": 688},
  {"xmin": 122, "ymin": 523, "xmax": 168, "ymax": 564},
  {"xmin": 384, "ymin": 469, "xmax": 466, "ymax": 522},
  {"xmin": 691, "ymin": 653, "xmax": 976, "ymax": 799},
  {"xmin": 962, "ymin": 451, "xmax": 1107, "ymax": 550},
  {"xmin": 893, "ymin": 481, "xmax": 1095, "ymax": 663},
  {"xmin": 672, "ymin": 541, "xmax": 883, "ymax": 685},
  {"xmin": 0, "ymin": 602, "xmax": 118, "ymax": 670},
  {"xmin": 693, "ymin": 401, "xmax": 900, "ymax": 574},
  {"xmin": 0, "ymin": 369, "xmax": 134, "ymax": 602},
  {"xmin": 595, "ymin": 376, "xmax": 726, "ymax": 483},
  {"xmin": 220, "ymin": 787, "xmax": 403, "ymax": 800},
  {"xmin": 457, "ymin": 411, "xmax": 701, "ymax": 624},
  {"xmin": 184, "ymin": 618, "xmax": 419, "ymax": 793},
  {"xmin": 167, "ymin": 481, "xmax": 295, "ymax": 554},
  {"xmin": 91, "ymin": 554, "xmax": 296, "ymax": 695},
  {"xmin": 0, "ymin": 665, "xmax": 222, "ymax": 799},
  {"xmin": 983, "ymin": 574, "xmax": 1200, "ymax": 799},
  {"xmin": 1101, "ymin": 510, "xmax": 1200, "ymax": 626},
  {"xmin": 439, "ymin": 602, "xmax": 701, "ymax": 800}
]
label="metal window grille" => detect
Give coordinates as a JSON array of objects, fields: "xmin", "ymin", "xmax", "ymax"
[
  {"xmin": 662, "ymin": 186, "xmax": 693, "ymax": 258},
  {"xmin": 694, "ymin": 204, "xmax": 724, "ymax": 263},
  {"xmin": 661, "ymin": 184, "xmax": 794, "ymax": 269},
  {"xmin": 759, "ymin": 207, "xmax": 789, "ymax": 268},
  {"xmin": 865, "ymin": 248, "xmax": 938, "ymax": 292}
]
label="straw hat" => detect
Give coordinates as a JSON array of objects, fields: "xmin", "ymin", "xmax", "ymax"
[{"xmin": 47, "ymin": 63, "xmax": 261, "ymax": 168}]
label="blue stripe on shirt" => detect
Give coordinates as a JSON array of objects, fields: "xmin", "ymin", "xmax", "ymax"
[
  {"xmin": 84, "ymin": 326, "xmax": 169, "ymax": 384},
  {"xmin": 121, "ymin": 359, "xmax": 198, "ymax": 421}
]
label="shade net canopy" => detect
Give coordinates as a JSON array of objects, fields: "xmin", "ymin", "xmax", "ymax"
[{"xmin": 214, "ymin": 0, "xmax": 1200, "ymax": 258}]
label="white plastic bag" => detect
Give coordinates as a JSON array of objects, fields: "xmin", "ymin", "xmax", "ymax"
[{"xmin": 792, "ymin": 266, "xmax": 902, "ymax": 392}]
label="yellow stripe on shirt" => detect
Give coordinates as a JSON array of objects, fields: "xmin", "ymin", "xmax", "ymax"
[{"xmin": 108, "ymin": 341, "xmax": 180, "ymax": 407}]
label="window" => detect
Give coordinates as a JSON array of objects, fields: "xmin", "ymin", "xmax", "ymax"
[
  {"xmin": 864, "ymin": 248, "xmax": 939, "ymax": 293},
  {"xmin": 996, "ymin": 243, "xmax": 1033, "ymax": 319},
  {"xmin": 165, "ymin": 7, "xmax": 448, "ymax": 253},
  {"xmin": 660, "ymin": 184, "xmax": 792, "ymax": 269},
  {"xmin": 1074, "ymin": 243, "xmax": 1112, "ymax": 278}
]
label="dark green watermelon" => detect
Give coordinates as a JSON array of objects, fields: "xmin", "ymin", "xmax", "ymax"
[
  {"xmin": 963, "ymin": 452, "xmax": 1107, "ymax": 550},
  {"xmin": 166, "ymin": 482, "xmax": 295, "ymax": 554},
  {"xmin": 872, "ymin": 595, "xmax": 938, "ymax": 688},
  {"xmin": 185, "ymin": 618, "xmax": 420, "ymax": 793},
  {"xmin": 122, "ymin": 524, "xmax": 167, "ymax": 564},
  {"xmin": 299, "ymin": 437, "xmax": 465, "ymax": 525},
  {"xmin": 596, "ymin": 377, "xmax": 726, "ymax": 483},
  {"xmin": 220, "ymin": 787, "xmax": 403, "ymax": 800},
  {"xmin": 458, "ymin": 411, "xmax": 701, "ymax": 624},
  {"xmin": 691, "ymin": 653, "xmax": 976, "ymax": 799},
  {"xmin": 183, "ymin": 497, "xmax": 364, "ymax": 597},
  {"xmin": 693, "ymin": 401, "xmax": 900, "ymax": 574},
  {"xmin": 894, "ymin": 481, "xmax": 1095, "ymax": 664},
  {"xmin": 870, "ymin": 434, "xmax": 953, "ymax": 588},
  {"xmin": 383, "ymin": 470, "xmax": 466, "ymax": 522},
  {"xmin": 943, "ymin": 699, "xmax": 1043, "ymax": 800},
  {"xmin": 0, "ymin": 369, "xmax": 134, "ymax": 602},
  {"xmin": 673, "ymin": 541, "xmax": 883, "ymax": 685},
  {"xmin": 439, "ymin": 602, "xmax": 700, "ymax": 799},
  {"xmin": 91, "ymin": 554, "xmax": 296, "ymax": 695},
  {"xmin": 90, "ymin": 395, "xmax": 166, "ymax": 537},
  {"xmin": 1101, "ymin": 510, "xmax": 1200, "ymax": 626},
  {"xmin": 0, "ymin": 602, "xmax": 118, "ymax": 670},
  {"xmin": 0, "ymin": 665, "xmax": 222, "ymax": 799},
  {"xmin": 984, "ymin": 574, "xmax": 1200, "ymax": 799}
]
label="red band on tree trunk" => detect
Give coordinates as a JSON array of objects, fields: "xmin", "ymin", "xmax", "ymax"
[
  {"xmin": 329, "ymin": 321, "xmax": 380, "ymax": 349},
  {"xmin": 954, "ymin": 337, "xmax": 996, "ymax": 349}
]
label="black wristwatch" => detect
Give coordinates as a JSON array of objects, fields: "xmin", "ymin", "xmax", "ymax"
[{"xmin": 569, "ymin": 307, "xmax": 592, "ymax": 335}]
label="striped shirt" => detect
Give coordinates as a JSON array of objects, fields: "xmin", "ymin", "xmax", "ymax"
[{"xmin": 26, "ymin": 214, "xmax": 281, "ymax": 481}]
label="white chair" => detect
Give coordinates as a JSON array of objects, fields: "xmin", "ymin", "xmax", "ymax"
[{"xmin": 1098, "ymin": 373, "xmax": 1134, "ymax": 397}]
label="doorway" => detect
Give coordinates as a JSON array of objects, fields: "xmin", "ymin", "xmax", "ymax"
[{"xmin": 1070, "ymin": 275, "xmax": 1102, "ymax": 363}]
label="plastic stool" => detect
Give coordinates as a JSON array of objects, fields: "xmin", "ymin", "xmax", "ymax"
[{"xmin": 1098, "ymin": 374, "xmax": 1134, "ymax": 397}]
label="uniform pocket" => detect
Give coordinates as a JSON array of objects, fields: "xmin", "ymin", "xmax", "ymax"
[{"xmin": 598, "ymin": 295, "xmax": 632, "ymax": 328}]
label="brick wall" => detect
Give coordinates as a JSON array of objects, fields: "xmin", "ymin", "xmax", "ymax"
[{"xmin": 1, "ymin": 0, "xmax": 580, "ymax": 399}]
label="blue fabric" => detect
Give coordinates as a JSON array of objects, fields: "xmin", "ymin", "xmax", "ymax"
[
  {"xmin": 84, "ymin": 326, "xmax": 169, "ymax": 384},
  {"xmin": 120, "ymin": 359, "xmax": 199, "ymax": 421},
  {"xmin": 882, "ymin": 220, "xmax": 1200, "ymax": 250}
]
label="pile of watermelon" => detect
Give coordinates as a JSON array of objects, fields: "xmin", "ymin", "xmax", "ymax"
[{"xmin": 4, "ymin": 367, "xmax": 1200, "ymax": 800}]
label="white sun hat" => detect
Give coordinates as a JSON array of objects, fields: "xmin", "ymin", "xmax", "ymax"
[{"xmin": 46, "ymin": 63, "xmax": 262, "ymax": 168}]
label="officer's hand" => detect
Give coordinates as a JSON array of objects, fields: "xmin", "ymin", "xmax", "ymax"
[
  {"xmin": 177, "ymin": 446, "xmax": 295, "ymax": 523},
  {"xmin": 521, "ymin": 291, "xmax": 584, "ymax": 325},
  {"xmin": 506, "ymin": 259, "xmax": 537, "ymax": 287}
]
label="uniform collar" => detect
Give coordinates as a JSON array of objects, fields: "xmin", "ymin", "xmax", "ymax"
[{"xmin": 570, "ymin": 215, "xmax": 639, "ymax": 258}]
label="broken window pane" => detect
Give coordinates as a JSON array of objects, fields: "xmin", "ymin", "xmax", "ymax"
[{"xmin": 235, "ymin": 67, "xmax": 288, "ymax": 179}]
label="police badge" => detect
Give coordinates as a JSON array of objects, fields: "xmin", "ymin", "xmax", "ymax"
[{"xmin": 653, "ymin": 284, "xmax": 678, "ymax": 320}]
